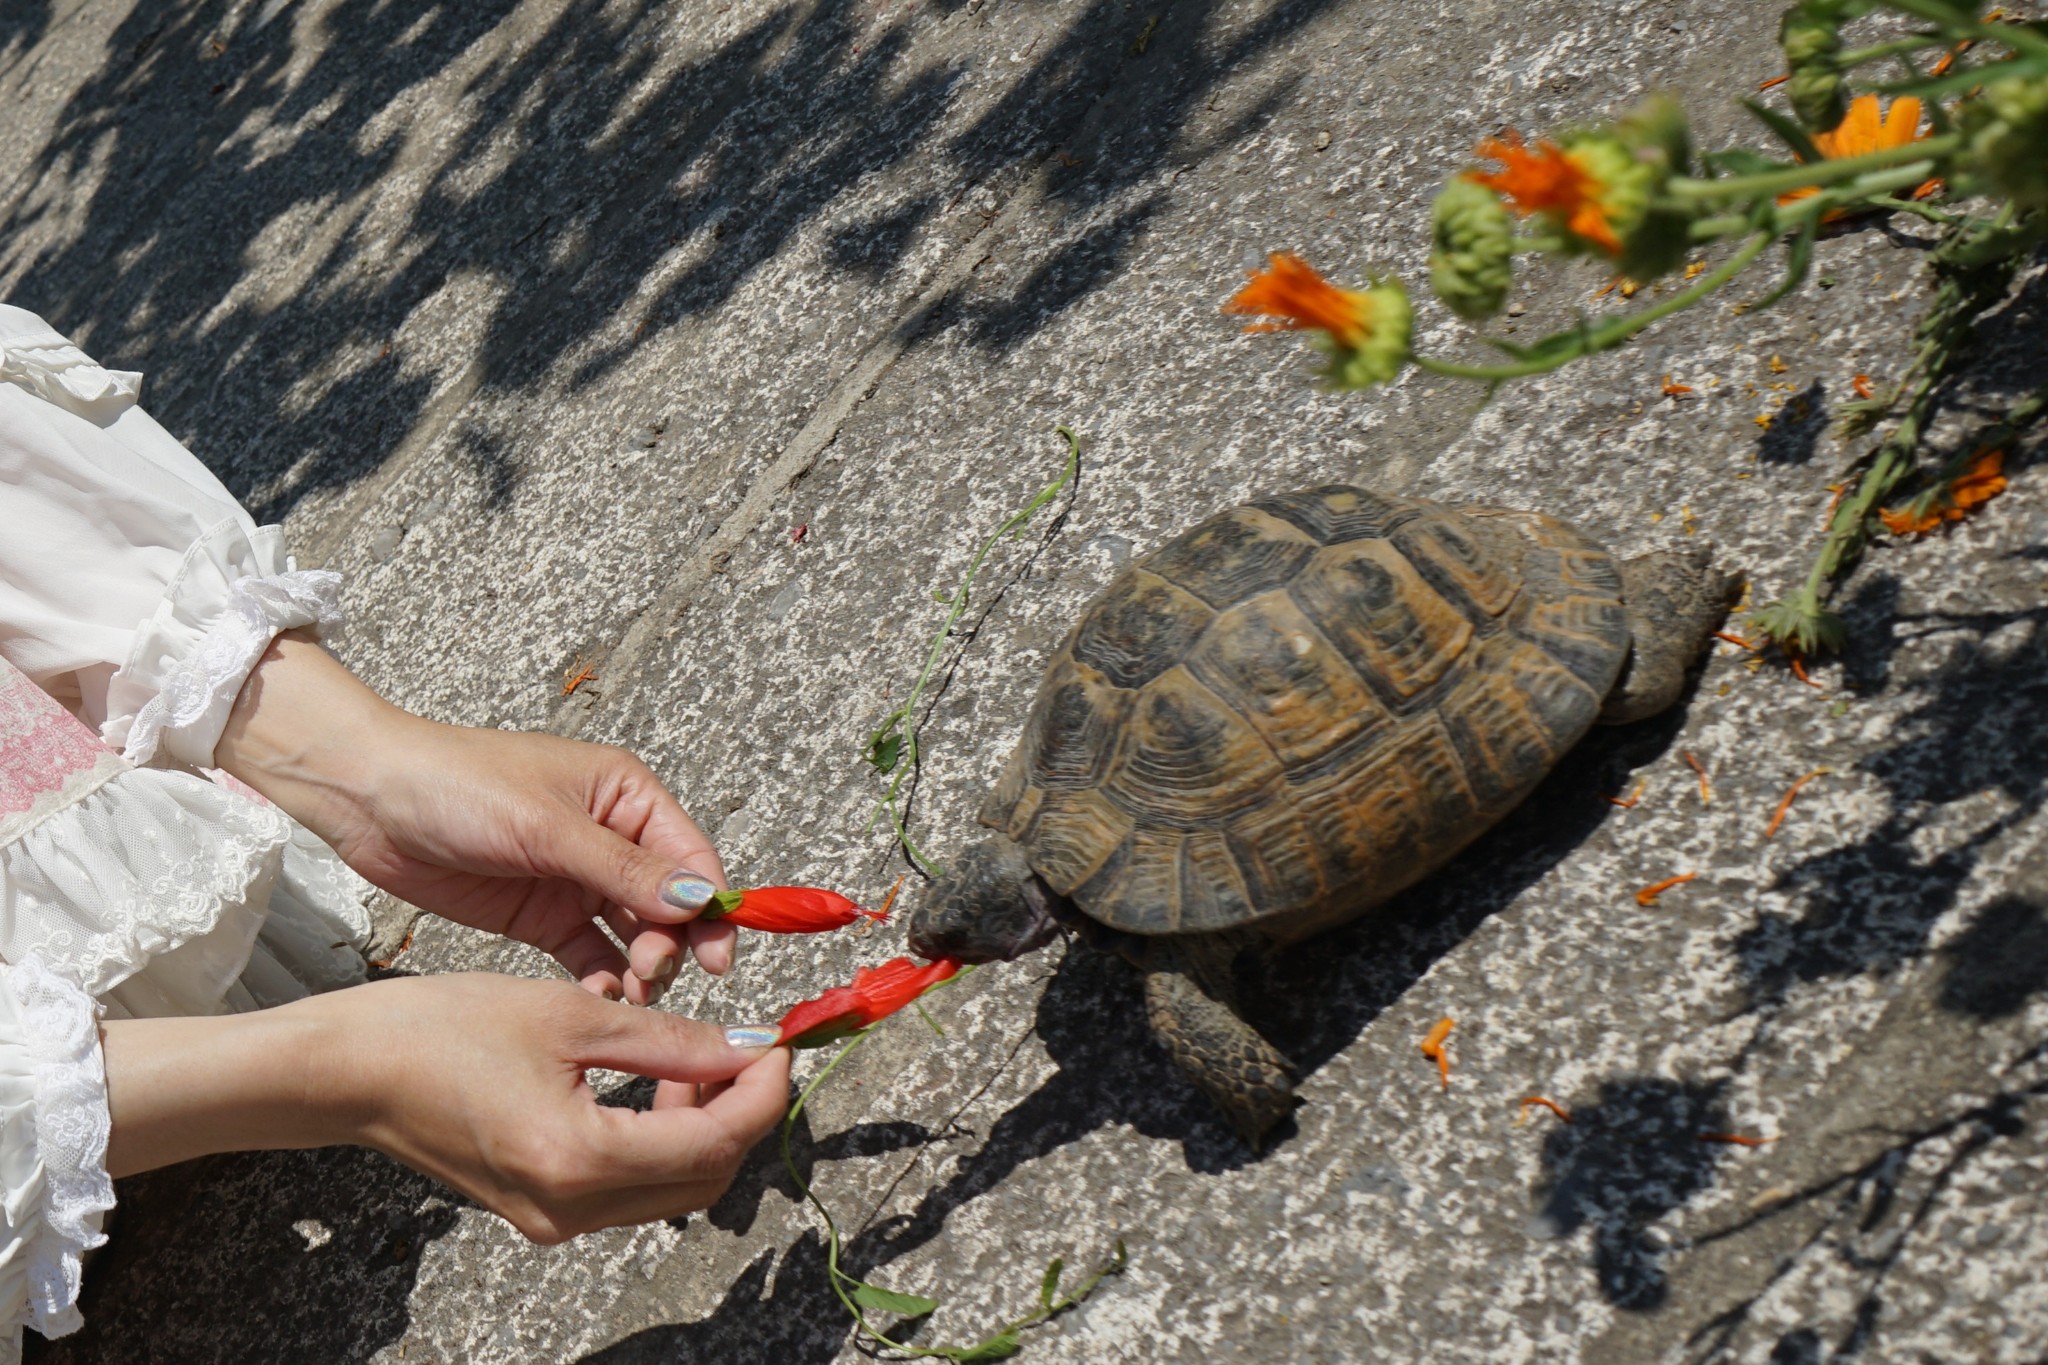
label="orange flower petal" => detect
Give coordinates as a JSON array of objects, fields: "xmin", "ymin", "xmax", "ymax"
[
  {"xmin": 1224, "ymin": 253, "xmax": 1377, "ymax": 349},
  {"xmin": 1471, "ymin": 133, "xmax": 1618, "ymax": 253}
]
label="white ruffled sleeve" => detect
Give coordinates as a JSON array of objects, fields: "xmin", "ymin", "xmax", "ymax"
[
  {"xmin": 0, "ymin": 303, "xmax": 343, "ymax": 769},
  {"xmin": 0, "ymin": 955, "xmax": 114, "ymax": 1355}
]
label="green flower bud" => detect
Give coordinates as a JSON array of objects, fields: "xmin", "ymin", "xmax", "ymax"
[
  {"xmin": 1789, "ymin": 64, "xmax": 1847, "ymax": 134},
  {"xmin": 1429, "ymin": 178, "xmax": 1515, "ymax": 320},
  {"xmin": 1779, "ymin": 8, "xmax": 1839, "ymax": 70},
  {"xmin": 1559, "ymin": 133, "xmax": 1657, "ymax": 251},
  {"xmin": 1958, "ymin": 74, "xmax": 2048, "ymax": 206},
  {"xmin": 1316, "ymin": 281, "xmax": 1412, "ymax": 390}
]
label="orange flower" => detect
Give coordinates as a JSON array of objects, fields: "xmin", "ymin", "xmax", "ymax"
[
  {"xmin": 1224, "ymin": 253, "xmax": 1378, "ymax": 348},
  {"xmin": 1470, "ymin": 131, "xmax": 1623, "ymax": 253},
  {"xmin": 702, "ymin": 886, "xmax": 888, "ymax": 933},
  {"xmin": 776, "ymin": 956, "xmax": 962, "ymax": 1048},
  {"xmin": 1880, "ymin": 450, "xmax": 2007, "ymax": 536},
  {"xmin": 1779, "ymin": 95, "xmax": 1941, "ymax": 218}
]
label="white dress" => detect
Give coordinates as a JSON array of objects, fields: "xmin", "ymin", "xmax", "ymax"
[{"xmin": 0, "ymin": 304, "xmax": 374, "ymax": 1359}]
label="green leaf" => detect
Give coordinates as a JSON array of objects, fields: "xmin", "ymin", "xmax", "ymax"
[
  {"xmin": 954, "ymin": 1331, "xmax": 1023, "ymax": 1361},
  {"xmin": 866, "ymin": 732, "xmax": 903, "ymax": 774},
  {"xmin": 1039, "ymin": 1258, "xmax": 1065, "ymax": 1309},
  {"xmin": 850, "ymin": 1283, "xmax": 941, "ymax": 1318},
  {"xmin": 932, "ymin": 589, "xmax": 953, "ymax": 604},
  {"xmin": 1749, "ymin": 220, "xmax": 1817, "ymax": 312},
  {"xmin": 1740, "ymin": 98, "xmax": 1825, "ymax": 167}
]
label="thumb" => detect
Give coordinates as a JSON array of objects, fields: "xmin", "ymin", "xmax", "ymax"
[{"xmin": 545, "ymin": 817, "xmax": 725, "ymax": 925}]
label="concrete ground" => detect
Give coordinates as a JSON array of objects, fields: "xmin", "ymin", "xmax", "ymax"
[{"xmin": 5, "ymin": 0, "xmax": 2047, "ymax": 1360}]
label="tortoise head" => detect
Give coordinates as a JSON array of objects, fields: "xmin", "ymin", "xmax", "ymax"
[{"xmin": 906, "ymin": 835, "xmax": 1063, "ymax": 964}]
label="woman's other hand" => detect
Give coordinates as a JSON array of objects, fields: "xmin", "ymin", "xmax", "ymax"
[
  {"xmin": 215, "ymin": 630, "xmax": 737, "ymax": 1003},
  {"xmin": 103, "ymin": 975, "xmax": 793, "ymax": 1241}
]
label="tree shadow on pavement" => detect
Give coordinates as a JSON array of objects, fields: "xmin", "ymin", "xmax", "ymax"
[
  {"xmin": 28, "ymin": 1148, "xmax": 459, "ymax": 1365},
  {"xmin": 1, "ymin": 0, "xmax": 1338, "ymax": 524},
  {"xmin": 1734, "ymin": 598, "xmax": 2048, "ymax": 1008}
]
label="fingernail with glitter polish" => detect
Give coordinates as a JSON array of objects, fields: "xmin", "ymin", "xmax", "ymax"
[
  {"xmin": 724, "ymin": 1024, "xmax": 781, "ymax": 1051},
  {"xmin": 659, "ymin": 871, "xmax": 717, "ymax": 914}
]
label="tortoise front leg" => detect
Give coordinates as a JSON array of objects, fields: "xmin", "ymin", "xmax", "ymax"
[{"xmin": 1140, "ymin": 935, "xmax": 1297, "ymax": 1147}]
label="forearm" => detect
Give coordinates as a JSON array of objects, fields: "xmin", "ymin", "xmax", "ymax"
[{"xmin": 100, "ymin": 994, "xmax": 363, "ymax": 1177}]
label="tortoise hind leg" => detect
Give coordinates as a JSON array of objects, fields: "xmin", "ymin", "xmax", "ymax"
[
  {"xmin": 1599, "ymin": 549, "xmax": 1740, "ymax": 724},
  {"xmin": 1140, "ymin": 936, "xmax": 1297, "ymax": 1147}
]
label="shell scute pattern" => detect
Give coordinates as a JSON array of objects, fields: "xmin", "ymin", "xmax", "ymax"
[
  {"xmin": 1144, "ymin": 506, "xmax": 1319, "ymax": 610},
  {"xmin": 1250, "ymin": 485, "xmax": 1418, "ymax": 544},
  {"xmin": 1017, "ymin": 788, "xmax": 1131, "ymax": 895},
  {"xmin": 1099, "ymin": 668, "xmax": 1288, "ymax": 826},
  {"xmin": 1389, "ymin": 515, "xmax": 1520, "ymax": 620},
  {"xmin": 1180, "ymin": 831, "xmax": 1260, "ymax": 933},
  {"xmin": 994, "ymin": 491, "xmax": 1628, "ymax": 934},
  {"xmin": 1287, "ymin": 539, "xmax": 1474, "ymax": 704},
  {"xmin": 1437, "ymin": 637, "xmax": 1584, "ymax": 816},
  {"xmin": 1182, "ymin": 591, "xmax": 1396, "ymax": 771},
  {"xmin": 1069, "ymin": 570, "xmax": 1213, "ymax": 689}
]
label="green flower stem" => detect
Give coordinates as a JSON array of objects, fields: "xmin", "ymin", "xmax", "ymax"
[
  {"xmin": 1866, "ymin": 194, "xmax": 1963, "ymax": 225},
  {"xmin": 1513, "ymin": 236, "xmax": 1568, "ymax": 255},
  {"xmin": 1669, "ymin": 135, "xmax": 1959, "ymax": 203},
  {"xmin": 1689, "ymin": 212, "xmax": 1753, "ymax": 240},
  {"xmin": 1835, "ymin": 34, "xmax": 1948, "ymax": 68},
  {"xmin": 1413, "ymin": 230, "xmax": 1773, "ymax": 382},
  {"xmin": 866, "ymin": 428, "xmax": 1082, "ymax": 874},
  {"xmin": 1883, "ymin": 0, "xmax": 2048, "ymax": 57},
  {"xmin": 776, "ymin": 968, "xmax": 1124, "ymax": 1361}
]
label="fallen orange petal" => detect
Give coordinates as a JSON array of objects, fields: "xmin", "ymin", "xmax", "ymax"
[
  {"xmin": 1519, "ymin": 1096, "xmax": 1573, "ymax": 1124},
  {"xmin": 1420, "ymin": 1017, "xmax": 1455, "ymax": 1090},
  {"xmin": 1764, "ymin": 769, "xmax": 1832, "ymax": 840},
  {"xmin": 1635, "ymin": 872, "xmax": 1697, "ymax": 907},
  {"xmin": 1682, "ymin": 751, "xmax": 1712, "ymax": 804},
  {"xmin": 1699, "ymin": 1132, "xmax": 1780, "ymax": 1146},
  {"xmin": 1603, "ymin": 782, "xmax": 1646, "ymax": 809}
]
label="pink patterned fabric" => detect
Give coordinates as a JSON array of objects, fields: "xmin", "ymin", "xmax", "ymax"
[{"xmin": 0, "ymin": 658, "xmax": 123, "ymax": 848}]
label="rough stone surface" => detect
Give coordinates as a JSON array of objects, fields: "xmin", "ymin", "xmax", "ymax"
[{"xmin": 5, "ymin": 0, "xmax": 2047, "ymax": 1361}]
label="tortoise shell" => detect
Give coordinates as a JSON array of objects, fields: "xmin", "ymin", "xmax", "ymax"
[{"xmin": 981, "ymin": 485, "xmax": 1629, "ymax": 938}]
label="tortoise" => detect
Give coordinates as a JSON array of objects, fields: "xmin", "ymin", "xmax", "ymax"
[{"xmin": 906, "ymin": 484, "xmax": 1733, "ymax": 1145}]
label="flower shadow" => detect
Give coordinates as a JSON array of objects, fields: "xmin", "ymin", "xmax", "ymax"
[{"xmin": 1531, "ymin": 1076, "xmax": 1730, "ymax": 1312}]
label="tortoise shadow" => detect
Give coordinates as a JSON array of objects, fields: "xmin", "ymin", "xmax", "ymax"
[{"xmin": 1258, "ymin": 704, "xmax": 1694, "ymax": 1080}]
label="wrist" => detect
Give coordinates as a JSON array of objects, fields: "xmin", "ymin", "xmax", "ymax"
[
  {"xmin": 213, "ymin": 629, "xmax": 428, "ymax": 847},
  {"xmin": 102, "ymin": 993, "xmax": 366, "ymax": 1176}
]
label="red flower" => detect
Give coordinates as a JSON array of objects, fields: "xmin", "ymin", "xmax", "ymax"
[
  {"xmin": 776, "ymin": 957, "xmax": 963, "ymax": 1049},
  {"xmin": 701, "ymin": 886, "xmax": 887, "ymax": 933}
]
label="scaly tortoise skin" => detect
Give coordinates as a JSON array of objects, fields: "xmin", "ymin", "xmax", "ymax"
[{"xmin": 909, "ymin": 484, "xmax": 1732, "ymax": 1145}]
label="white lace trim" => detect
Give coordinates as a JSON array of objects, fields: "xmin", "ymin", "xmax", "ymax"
[
  {"xmin": 1, "ymin": 766, "xmax": 295, "ymax": 1000},
  {"xmin": 122, "ymin": 569, "xmax": 345, "ymax": 767},
  {"xmin": 9, "ymin": 956, "xmax": 111, "ymax": 1341}
]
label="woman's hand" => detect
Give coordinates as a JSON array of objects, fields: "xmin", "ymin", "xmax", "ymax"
[
  {"xmin": 103, "ymin": 974, "xmax": 792, "ymax": 1242},
  {"xmin": 215, "ymin": 631, "xmax": 737, "ymax": 1003}
]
